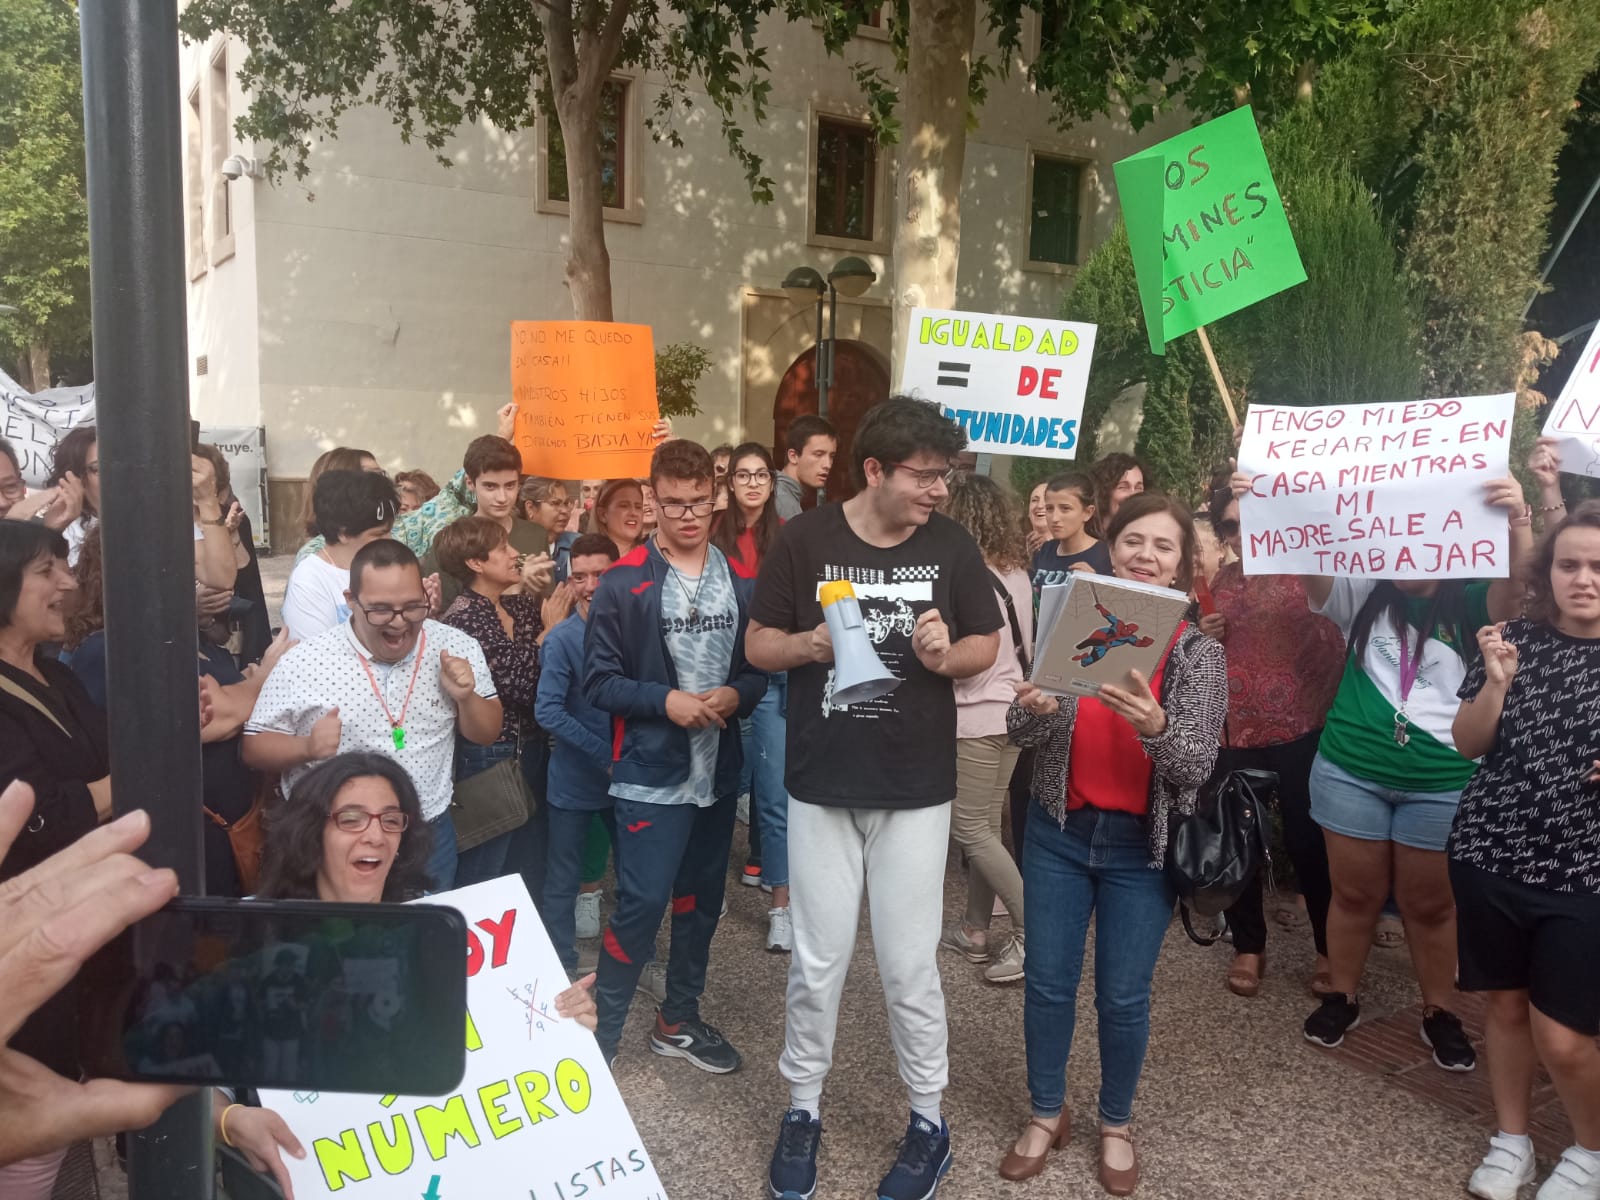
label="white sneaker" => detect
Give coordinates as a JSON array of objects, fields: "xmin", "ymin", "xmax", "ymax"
[
  {"xmin": 574, "ymin": 890, "xmax": 602, "ymax": 940},
  {"xmin": 1469, "ymin": 1134, "xmax": 1536, "ymax": 1200},
  {"xmin": 984, "ymin": 933, "xmax": 1026, "ymax": 984},
  {"xmin": 636, "ymin": 961, "xmax": 668, "ymax": 1004},
  {"xmin": 1538, "ymin": 1147, "xmax": 1600, "ymax": 1200},
  {"xmin": 766, "ymin": 907, "xmax": 793, "ymax": 953}
]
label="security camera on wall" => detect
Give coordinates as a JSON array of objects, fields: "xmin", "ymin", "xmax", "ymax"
[{"xmin": 219, "ymin": 155, "xmax": 261, "ymax": 181}]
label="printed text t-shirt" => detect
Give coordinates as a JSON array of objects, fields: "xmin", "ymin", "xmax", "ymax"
[
  {"xmin": 1450, "ymin": 619, "xmax": 1600, "ymax": 893},
  {"xmin": 750, "ymin": 504, "xmax": 1002, "ymax": 810},
  {"xmin": 1315, "ymin": 577, "xmax": 1490, "ymax": 792},
  {"xmin": 1030, "ymin": 539, "xmax": 1113, "ymax": 594}
]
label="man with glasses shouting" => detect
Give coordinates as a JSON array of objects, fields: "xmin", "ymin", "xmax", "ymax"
[
  {"xmin": 583, "ymin": 438, "xmax": 767, "ymax": 1071},
  {"xmin": 244, "ymin": 539, "xmax": 502, "ymax": 889}
]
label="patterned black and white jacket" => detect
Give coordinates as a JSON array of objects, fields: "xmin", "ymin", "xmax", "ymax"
[{"xmin": 1006, "ymin": 625, "xmax": 1229, "ymax": 868}]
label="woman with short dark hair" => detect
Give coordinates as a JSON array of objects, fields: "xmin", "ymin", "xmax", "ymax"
[
  {"xmin": 280, "ymin": 470, "xmax": 400, "ymax": 641},
  {"xmin": 0, "ymin": 520, "xmax": 111, "ymax": 1198}
]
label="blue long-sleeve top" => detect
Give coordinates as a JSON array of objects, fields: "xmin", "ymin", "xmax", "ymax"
[{"xmin": 535, "ymin": 611, "xmax": 614, "ymax": 810}]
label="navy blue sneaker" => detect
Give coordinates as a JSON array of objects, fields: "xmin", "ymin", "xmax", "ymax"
[
  {"xmin": 767, "ymin": 1108, "xmax": 822, "ymax": 1200},
  {"xmin": 877, "ymin": 1113, "xmax": 952, "ymax": 1200}
]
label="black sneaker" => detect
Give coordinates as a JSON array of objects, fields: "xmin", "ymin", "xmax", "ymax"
[
  {"xmin": 648, "ymin": 1013, "xmax": 742, "ymax": 1074},
  {"xmin": 877, "ymin": 1112, "xmax": 952, "ymax": 1200},
  {"xmin": 1421, "ymin": 1007, "xmax": 1476, "ymax": 1072},
  {"xmin": 767, "ymin": 1108, "xmax": 822, "ymax": 1200},
  {"xmin": 1303, "ymin": 993, "xmax": 1361, "ymax": 1047}
]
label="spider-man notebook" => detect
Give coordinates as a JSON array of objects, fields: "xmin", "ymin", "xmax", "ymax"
[{"xmin": 1033, "ymin": 573, "xmax": 1190, "ymax": 697}]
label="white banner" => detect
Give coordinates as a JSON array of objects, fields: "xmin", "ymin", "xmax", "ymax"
[
  {"xmin": 260, "ymin": 876, "xmax": 668, "ymax": 1200},
  {"xmin": 0, "ymin": 369, "xmax": 96, "ymax": 486},
  {"xmin": 200, "ymin": 425, "xmax": 270, "ymax": 550},
  {"xmin": 1238, "ymin": 394, "xmax": 1514, "ymax": 579},
  {"xmin": 900, "ymin": 307, "xmax": 1098, "ymax": 460},
  {"xmin": 1540, "ymin": 320, "xmax": 1600, "ymax": 477}
]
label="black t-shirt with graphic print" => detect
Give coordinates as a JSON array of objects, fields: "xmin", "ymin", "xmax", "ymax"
[
  {"xmin": 1449, "ymin": 619, "xmax": 1600, "ymax": 894},
  {"xmin": 750, "ymin": 503, "xmax": 1002, "ymax": 810}
]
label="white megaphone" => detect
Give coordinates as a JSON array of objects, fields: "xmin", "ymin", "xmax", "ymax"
[{"xmin": 819, "ymin": 580, "xmax": 901, "ymax": 707}]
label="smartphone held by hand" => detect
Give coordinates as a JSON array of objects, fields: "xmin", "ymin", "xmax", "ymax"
[{"xmin": 78, "ymin": 898, "xmax": 468, "ymax": 1096}]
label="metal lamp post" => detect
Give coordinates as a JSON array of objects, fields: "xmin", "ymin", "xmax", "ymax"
[{"xmin": 781, "ymin": 258, "xmax": 877, "ymax": 501}]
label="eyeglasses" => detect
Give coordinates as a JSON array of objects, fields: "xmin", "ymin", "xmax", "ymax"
[
  {"xmin": 354, "ymin": 601, "xmax": 430, "ymax": 626},
  {"xmin": 541, "ymin": 496, "xmax": 575, "ymax": 509},
  {"xmin": 329, "ymin": 807, "xmax": 409, "ymax": 834},
  {"xmin": 732, "ymin": 470, "xmax": 772, "ymax": 486},
  {"xmin": 885, "ymin": 462, "xmax": 957, "ymax": 490},
  {"xmin": 657, "ymin": 501, "xmax": 716, "ymax": 519},
  {"xmin": 0, "ymin": 479, "xmax": 24, "ymax": 501}
]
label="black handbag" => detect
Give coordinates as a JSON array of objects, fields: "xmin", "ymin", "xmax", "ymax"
[{"xmin": 1165, "ymin": 763, "xmax": 1277, "ymax": 946}]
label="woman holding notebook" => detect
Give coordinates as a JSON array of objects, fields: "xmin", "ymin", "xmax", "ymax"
[{"xmin": 1002, "ymin": 493, "xmax": 1228, "ymax": 1196}]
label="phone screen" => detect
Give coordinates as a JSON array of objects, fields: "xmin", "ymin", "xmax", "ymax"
[{"xmin": 79, "ymin": 898, "xmax": 468, "ymax": 1096}]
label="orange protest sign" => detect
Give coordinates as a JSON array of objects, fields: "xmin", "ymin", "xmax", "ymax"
[{"xmin": 509, "ymin": 321, "xmax": 659, "ymax": 478}]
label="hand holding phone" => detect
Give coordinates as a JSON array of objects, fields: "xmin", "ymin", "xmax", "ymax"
[{"xmin": 0, "ymin": 780, "xmax": 189, "ymax": 1166}]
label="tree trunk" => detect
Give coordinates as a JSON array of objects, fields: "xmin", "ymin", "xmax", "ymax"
[
  {"xmin": 554, "ymin": 88, "xmax": 615, "ymax": 322},
  {"xmin": 27, "ymin": 340, "xmax": 50, "ymax": 391},
  {"xmin": 891, "ymin": 0, "xmax": 977, "ymax": 385},
  {"xmin": 537, "ymin": 0, "xmax": 631, "ymax": 323}
]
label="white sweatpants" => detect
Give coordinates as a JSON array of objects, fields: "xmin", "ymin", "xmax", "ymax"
[{"xmin": 779, "ymin": 797, "xmax": 952, "ymax": 1111}]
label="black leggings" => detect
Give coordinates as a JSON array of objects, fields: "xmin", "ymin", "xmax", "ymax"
[{"xmin": 1222, "ymin": 730, "xmax": 1330, "ymax": 957}]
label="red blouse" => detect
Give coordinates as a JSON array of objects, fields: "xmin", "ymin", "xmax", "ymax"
[
  {"xmin": 1066, "ymin": 656, "xmax": 1169, "ymax": 816},
  {"xmin": 1208, "ymin": 562, "xmax": 1345, "ymax": 748}
]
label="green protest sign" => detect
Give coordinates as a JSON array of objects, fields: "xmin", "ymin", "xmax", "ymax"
[{"xmin": 1114, "ymin": 106, "xmax": 1306, "ymax": 355}]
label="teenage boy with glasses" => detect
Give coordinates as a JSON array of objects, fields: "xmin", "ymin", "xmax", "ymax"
[
  {"xmin": 583, "ymin": 438, "xmax": 767, "ymax": 1070},
  {"xmin": 244, "ymin": 539, "xmax": 502, "ymax": 889},
  {"xmin": 748, "ymin": 396, "xmax": 1002, "ymax": 1200}
]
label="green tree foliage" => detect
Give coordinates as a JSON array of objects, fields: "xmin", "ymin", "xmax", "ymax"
[
  {"xmin": 0, "ymin": 0, "xmax": 89, "ymax": 387},
  {"xmin": 654, "ymin": 341, "xmax": 712, "ymax": 420}
]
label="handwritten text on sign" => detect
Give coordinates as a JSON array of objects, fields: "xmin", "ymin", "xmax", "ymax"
[
  {"xmin": 262, "ymin": 876, "xmax": 668, "ymax": 1200},
  {"xmin": 1540, "ymin": 320, "xmax": 1600, "ymax": 477},
  {"xmin": 900, "ymin": 307, "xmax": 1098, "ymax": 460},
  {"xmin": 511, "ymin": 322, "xmax": 660, "ymax": 480},
  {"xmin": 1237, "ymin": 395, "xmax": 1514, "ymax": 579},
  {"xmin": 1114, "ymin": 106, "xmax": 1306, "ymax": 355}
]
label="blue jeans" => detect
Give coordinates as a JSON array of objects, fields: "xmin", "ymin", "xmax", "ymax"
[
  {"xmin": 453, "ymin": 739, "xmax": 526, "ymax": 888},
  {"xmin": 425, "ymin": 808, "xmax": 458, "ymax": 892},
  {"xmin": 1023, "ymin": 803, "xmax": 1174, "ymax": 1126},
  {"xmin": 502, "ymin": 735, "xmax": 551, "ymax": 909},
  {"xmin": 546, "ymin": 805, "xmax": 617, "ymax": 972},
  {"xmin": 750, "ymin": 673, "xmax": 788, "ymax": 888}
]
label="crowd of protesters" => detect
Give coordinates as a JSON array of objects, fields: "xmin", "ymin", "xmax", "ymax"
[{"xmin": 0, "ymin": 394, "xmax": 1597, "ymax": 1200}]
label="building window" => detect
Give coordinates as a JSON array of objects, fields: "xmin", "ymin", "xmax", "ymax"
[
  {"xmin": 815, "ymin": 118, "xmax": 876, "ymax": 242},
  {"xmin": 185, "ymin": 85, "xmax": 204, "ymax": 278},
  {"xmin": 546, "ymin": 79, "xmax": 628, "ymax": 209},
  {"xmin": 207, "ymin": 47, "xmax": 234, "ymax": 264},
  {"xmin": 1028, "ymin": 154, "xmax": 1082, "ymax": 266}
]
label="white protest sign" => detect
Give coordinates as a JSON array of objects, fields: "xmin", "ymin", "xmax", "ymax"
[
  {"xmin": 0, "ymin": 369, "xmax": 96, "ymax": 486},
  {"xmin": 900, "ymin": 307, "xmax": 1097, "ymax": 459},
  {"xmin": 200, "ymin": 425, "xmax": 270, "ymax": 550},
  {"xmin": 1238, "ymin": 394, "xmax": 1514, "ymax": 579},
  {"xmin": 261, "ymin": 876, "xmax": 668, "ymax": 1200},
  {"xmin": 1540, "ymin": 321, "xmax": 1600, "ymax": 477}
]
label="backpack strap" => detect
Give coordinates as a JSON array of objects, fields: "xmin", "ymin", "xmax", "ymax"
[{"xmin": 987, "ymin": 570, "xmax": 1031, "ymax": 676}]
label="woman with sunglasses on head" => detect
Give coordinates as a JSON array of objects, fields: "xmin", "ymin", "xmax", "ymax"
[
  {"xmin": 520, "ymin": 476, "xmax": 580, "ymax": 582},
  {"xmin": 711, "ymin": 442, "xmax": 792, "ymax": 951},
  {"xmin": 213, "ymin": 752, "xmax": 597, "ymax": 1197},
  {"xmin": 1200, "ymin": 485, "xmax": 1345, "ymax": 998}
]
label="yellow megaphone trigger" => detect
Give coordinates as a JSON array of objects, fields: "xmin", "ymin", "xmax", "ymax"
[{"xmin": 818, "ymin": 580, "xmax": 857, "ymax": 608}]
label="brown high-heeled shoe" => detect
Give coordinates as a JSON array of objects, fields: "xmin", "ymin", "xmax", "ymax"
[
  {"xmin": 998, "ymin": 1114, "xmax": 1071, "ymax": 1181},
  {"xmin": 1098, "ymin": 1127, "xmax": 1140, "ymax": 1196}
]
